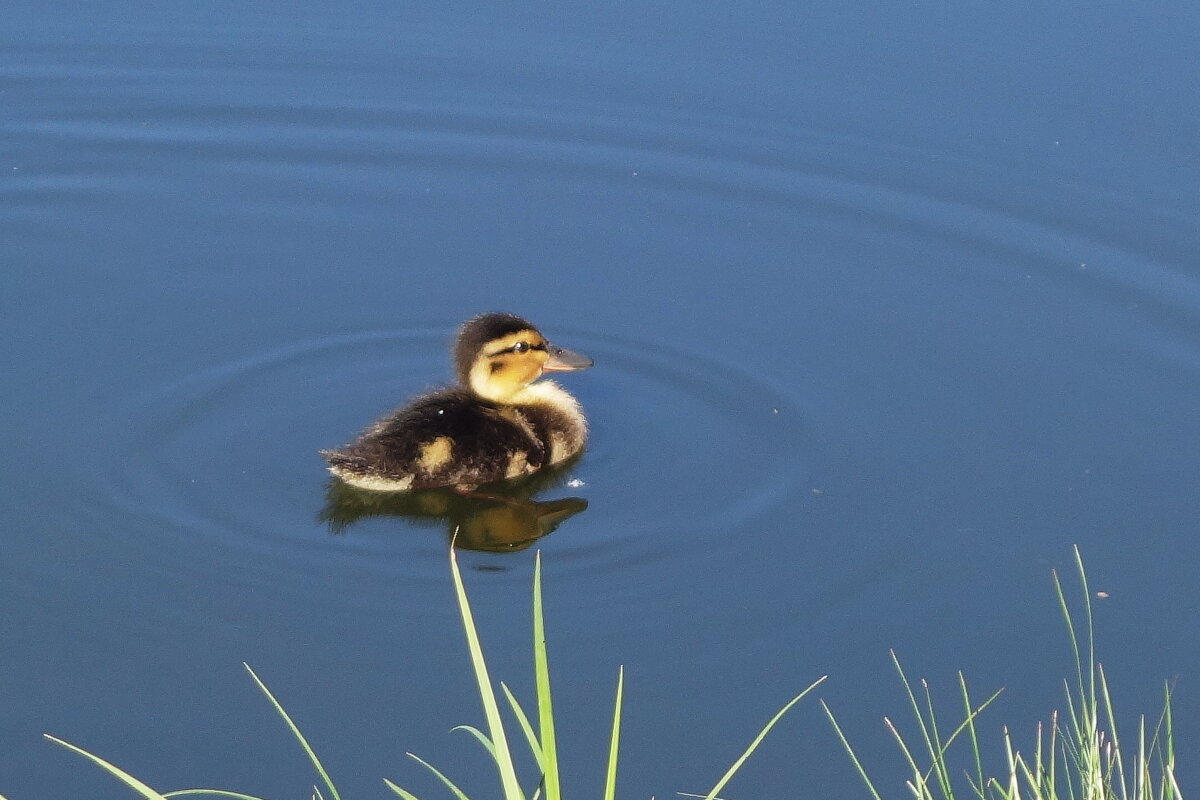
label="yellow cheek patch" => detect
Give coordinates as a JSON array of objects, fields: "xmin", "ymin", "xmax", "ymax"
[
  {"xmin": 468, "ymin": 331, "xmax": 551, "ymax": 400},
  {"xmin": 418, "ymin": 436, "xmax": 454, "ymax": 472}
]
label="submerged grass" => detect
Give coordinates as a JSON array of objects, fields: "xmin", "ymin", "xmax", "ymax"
[
  {"xmin": 42, "ymin": 544, "xmax": 825, "ymax": 799},
  {"xmin": 823, "ymin": 546, "xmax": 1183, "ymax": 800}
]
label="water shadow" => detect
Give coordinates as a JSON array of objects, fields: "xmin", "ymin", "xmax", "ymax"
[{"xmin": 318, "ymin": 457, "xmax": 587, "ymax": 552}]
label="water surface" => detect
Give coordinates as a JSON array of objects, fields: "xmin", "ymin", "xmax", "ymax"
[{"xmin": 2, "ymin": 2, "xmax": 1198, "ymax": 797}]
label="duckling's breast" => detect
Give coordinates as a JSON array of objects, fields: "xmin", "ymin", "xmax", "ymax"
[{"xmin": 512, "ymin": 381, "xmax": 588, "ymax": 465}]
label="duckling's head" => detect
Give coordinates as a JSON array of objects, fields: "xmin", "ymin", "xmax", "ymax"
[{"xmin": 454, "ymin": 312, "xmax": 592, "ymax": 403}]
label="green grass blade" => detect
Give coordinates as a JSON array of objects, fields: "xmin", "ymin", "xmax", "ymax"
[
  {"xmin": 958, "ymin": 673, "xmax": 985, "ymax": 795},
  {"xmin": 881, "ymin": 715, "xmax": 929, "ymax": 796},
  {"xmin": 889, "ymin": 651, "xmax": 940, "ymax": 784},
  {"xmin": 819, "ymin": 550, "xmax": 1181, "ymax": 800},
  {"xmin": 241, "ymin": 663, "xmax": 341, "ymax": 800},
  {"xmin": 940, "ymin": 685, "xmax": 1004, "ymax": 761},
  {"xmin": 1053, "ymin": 561, "xmax": 1087, "ymax": 714},
  {"xmin": 702, "ymin": 675, "xmax": 827, "ymax": 800},
  {"xmin": 1071, "ymin": 545, "xmax": 1096, "ymax": 705},
  {"xmin": 920, "ymin": 678, "xmax": 954, "ymax": 798},
  {"xmin": 532, "ymin": 552, "xmax": 560, "ymax": 800},
  {"xmin": 1163, "ymin": 683, "xmax": 1177, "ymax": 799},
  {"xmin": 1097, "ymin": 663, "xmax": 1130, "ymax": 800},
  {"xmin": 997, "ymin": 726, "xmax": 1018, "ymax": 800},
  {"xmin": 43, "ymin": 734, "xmax": 170, "ymax": 800},
  {"xmin": 383, "ymin": 778, "xmax": 423, "ymax": 800},
  {"xmin": 499, "ymin": 683, "xmax": 544, "ymax": 766},
  {"xmin": 953, "ymin": 674, "xmax": 1005, "ymax": 795},
  {"xmin": 1048, "ymin": 711, "xmax": 1060, "ymax": 800},
  {"xmin": 406, "ymin": 752, "xmax": 473, "ymax": 800},
  {"xmin": 451, "ymin": 724, "xmax": 498, "ymax": 761},
  {"xmin": 602, "ymin": 666, "xmax": 624, "ymax": 800},
  {"xmin": 165, "ymin": 791, "xmax": 273, "ymax": 799},
  {"xmin": 448, "ymin": 542, "xmax": 525, "ymax": 800},
  {"xmin": 820, "ymin": 701, "xmax": 885, "ymax": 800}
]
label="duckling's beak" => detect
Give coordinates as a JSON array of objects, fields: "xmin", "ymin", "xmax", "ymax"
[{"xmin": 543, "ymin": 344, "xmax": 593, "ymax": 372}]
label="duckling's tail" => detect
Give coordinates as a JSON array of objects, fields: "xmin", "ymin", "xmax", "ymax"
[
  {"xmin": 321, "ymin": 448, "xmax": 418, "ymax": 491},
  {"xmin": 320, "ymin": 449, "xmax": 372, "ymax": 475}
]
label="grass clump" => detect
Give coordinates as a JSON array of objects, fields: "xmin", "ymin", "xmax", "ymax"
[
  {"xmin": 823, "ymin": 546, "xmax": 1183, "ymax": 800},
  {"xmin": 43, "ymin": 544, "xmax": 825, "ymax": 799}
]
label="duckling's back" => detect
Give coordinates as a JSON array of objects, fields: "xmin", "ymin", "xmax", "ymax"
[{"xmin": 322, "ymin": 389, "xmax": 551, "ymax": 491}]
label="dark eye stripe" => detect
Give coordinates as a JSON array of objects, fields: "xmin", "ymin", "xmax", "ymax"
[{"xmin": 487, "ymin": 342, "xmax": 547, "ymax": 357}]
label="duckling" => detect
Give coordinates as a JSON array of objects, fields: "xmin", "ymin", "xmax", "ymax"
[{"xmin": 322, "ymin": 312, "xmax": 593, "ymax": 491}]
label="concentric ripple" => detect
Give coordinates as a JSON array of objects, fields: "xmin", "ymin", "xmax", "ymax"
[
  {"xmin": 80, "ymin": 325, "xmax": 813, "ymax": 583},
  {"xmin": 9, "ymin": 31, "xmax": 1199, "ymax": 600}
]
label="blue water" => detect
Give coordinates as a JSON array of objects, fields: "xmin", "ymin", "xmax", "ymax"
[{"xmin": 3, "ymin": 2, "xmax": 1198, "ymax": 797}]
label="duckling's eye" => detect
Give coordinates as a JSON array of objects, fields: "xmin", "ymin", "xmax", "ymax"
[{"xmin": 488, "ymin": 341, "xmax": 546, "ymax": 358}]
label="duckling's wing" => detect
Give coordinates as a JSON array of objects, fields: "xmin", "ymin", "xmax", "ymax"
[{"xmin": 325, "ymin": 390, "xmax": 546, "ymax": 490}]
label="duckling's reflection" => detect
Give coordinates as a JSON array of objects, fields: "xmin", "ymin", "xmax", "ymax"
[{"xmin": 318, "ymin": 458, "xmax": 587, "ymax": 552}]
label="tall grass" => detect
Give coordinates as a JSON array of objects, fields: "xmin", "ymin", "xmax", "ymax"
[
  {"xmin": 42, "ymin": 544, "xmax": 825, "ymax": 799},
  {"xmin": 822, "ymin": 546, "xmax": 1183, "ymax": 800}
]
